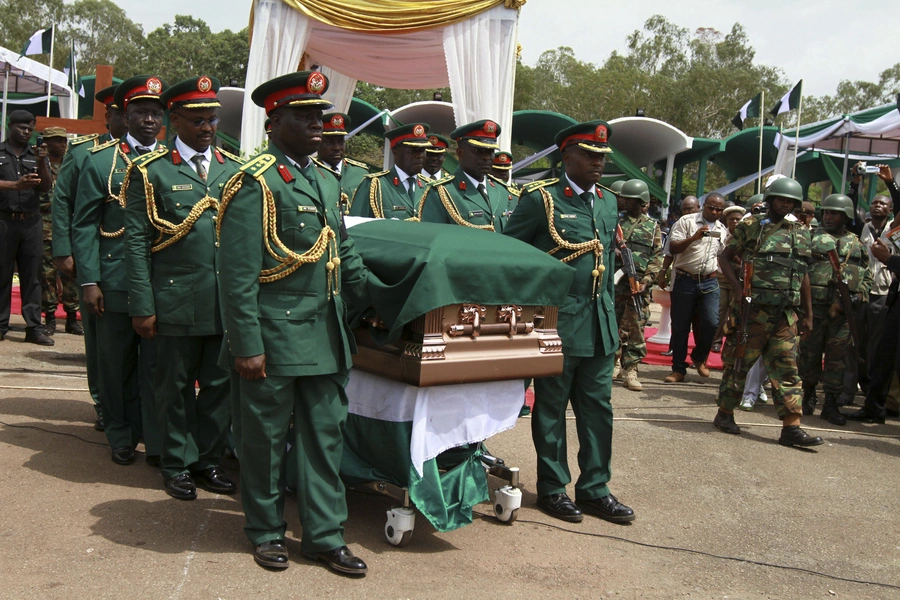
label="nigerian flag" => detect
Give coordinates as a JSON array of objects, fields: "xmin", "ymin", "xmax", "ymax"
[
  {"xmin": 770, "ymin": 80, "xmax": 803, "ymax": 117},
  {"xmin": 22, "ymin": 26, "xmax": 54, "ymax": 56},
  {"xmin": 64, "ymin": 44, "xmax": 85, "ymax": 97},
  {"xmin": 731, "ymin": 92, "xmax": 762, "ymax": 131}
]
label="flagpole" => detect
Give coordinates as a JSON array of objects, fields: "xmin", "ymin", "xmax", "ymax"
[
  {"xmin": 45, "ymin": 24, "xmax": 55, "ymax": 117},
  {"xmin": 791, "ymin": 82, "xmax": 804, "ymax": 178},
  {"xmin": 757, "ymin": 90, "xmax": 765, "ymax": 193},
  {"xmin": 1, "ymin": 62, "xmax": 10, "ymax": 142}
]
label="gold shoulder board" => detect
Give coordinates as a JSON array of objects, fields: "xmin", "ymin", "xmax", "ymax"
[
  {"xmin": 523, "ymin": 178, "xmax": 558, "ymax": 193},
  {"xmin": 431, "ymin": 174, "xmax": 455, "ymax": 186},
  {"xmin": 598, "ymin": 184, "xmax": 615, "ymax": 195},
  {"xmin": 344, "ymin": 157, "xmax": 370, "ymax": 169},
  {"xmin": 89, "ymin": 137, "xmax": 120, "ymax": 153},
  {"xmin": 364, "ymin": 170, "xmax": 390, "ymax": 179},
  {"xmin": 217, "ymin": 147, "xmax": 245, "ymax": 164},
  {"xmin": 312, "ymin": 157, "xmax": 338, "ymax": 174},
  {"xmin": 240, "ymin": 154, "xmax": 277, "ymax": 179},
  {"xmin": 70, "ymin": 133, "xmax": 100, "ymax": 147},
  {"xmin": 132, "ymin": 147, "xmax": 169, "ymax": 167}
]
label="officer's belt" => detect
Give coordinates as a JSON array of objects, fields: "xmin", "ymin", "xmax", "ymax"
[
  {"xmin": 753, "ymin": 254, "xmax": 794, "ymax": 268},
  {"xmin": 675, "ymin": 268, "xmax": 716, "ymax": 280},
  {"xmin": 0, "ymin": 210, "xmax": 40, "ymax": 221}
]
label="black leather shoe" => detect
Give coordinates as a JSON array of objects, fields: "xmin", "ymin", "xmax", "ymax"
[
  {"xmin": 93, "ymin": 417, "xmax": 105, "ymax": 432},
  {"xmin": 302, "ymin": 546, "xmax": 367, "ymax": 576},
  {"xmin": 65, "ymin": 314, "xmax": 84, "ymax": 335},
  {"xmin": 713, "ymin": 410, "xmax": 741, "ymax": 434},
  {"xmin": 578, "ymin": 494, "xmax": 636, "ymax": 524},
  {"xmin": 145, "ymin": 455, "xmax": 161, "ymax": 468},
  {"xmin": 820, "ymin": 405, "xmax": 847, "ymax": 426},
  {"xmin": 887, "ymin": 408, "xmax": 900, "ymax": 418},
  {"xmin": 194, "ymin": 466, "xmax": 236, "ymax": 494},
  {"xmin": 24, "ymin": 327, "xmax": 54, "ymax": 346},
  {"xmin": 778, "ymin": 426, "xmax": 824, "ymax": 447},
  {"xmin": 536, "ymin": 493, "xmax": 583, "ymax": 523},
  {"xmin": 111, "ymin": 446, "xmax": 135, "ymax": 465},
  {"xmin": 43, "ymin": 314, "xmax": 56, "ymax": 336},
  {"xmin": 844, "ymin": 407, "xmax": 886, "ymax": 424},
  {"xmin": 165, "ymin": 473, "xmax": 197, "ymax": 500},
  {"xmin": 254, "ymin": 540, "xmax": 289, "ymax": 570}
]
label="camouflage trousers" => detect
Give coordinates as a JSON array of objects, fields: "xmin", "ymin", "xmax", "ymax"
[
  {"xmin": 615, "ymin": 292, "xmax": 650, "ymax": 369},
  {"xmin": 798, "ymin": 304, "xmax": 850, "ymax": 396},
  {"xmin": 41, "ymin": 238, "xmax": 79, "ymax": 315},
  {"xmin": 717, "ymin": 305, "xmax": 802, "ymax": 417}
]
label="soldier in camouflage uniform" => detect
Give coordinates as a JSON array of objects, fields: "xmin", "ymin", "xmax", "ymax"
[
  {"xmin": 614, "ymin": 179, "xmax": 662, "ymax": 391},
  {"xmin": 713, "ymin": 177, "xmax": 824, "ymax": 448},
  {"xmin": 798, "ymin": 194, "xmax": 871, "ymax": 426},
  {"xmin": 38, "ymin": 127, "xmax": 81, "ymax": 335}
]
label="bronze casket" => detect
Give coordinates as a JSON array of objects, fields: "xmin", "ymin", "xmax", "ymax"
[{"xmin": 348, "ymin": 220, "xmax": 574, "ymax": 386}]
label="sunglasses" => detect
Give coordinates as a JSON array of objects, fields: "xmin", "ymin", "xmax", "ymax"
[{"xmin": 175, "ymin": 112, "xmax": 220, "ymax": 127}]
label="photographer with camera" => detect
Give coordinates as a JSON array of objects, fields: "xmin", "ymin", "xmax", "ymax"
[
  {"xmin": 0, "ymin": 110, "xmax": 53, "ymax": 345},
  {"xmin": 663, "ymin": 192, "xmax": 727, "ymax": 383}
]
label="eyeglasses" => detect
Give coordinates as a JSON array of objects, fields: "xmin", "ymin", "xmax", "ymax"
[
  {"xmin": 174, "ymin": 112, "xmax": 220, "ymax": 127},
  {"xmin": 705, "ymin": 206, "xmax": 724, "ymax": 212}
]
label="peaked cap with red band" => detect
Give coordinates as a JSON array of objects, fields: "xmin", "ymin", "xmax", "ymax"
[
  {"xmin": 451, "ymin": 119, "xmax": 501, "ymax": 150},
  {"xmin": 426, "ymin": 133, "xmax": 450, "ymax": 153},
  {"xmin": 251, "ymin": 71, "xmax": 334, "ymax": 115},
  {"xmin": 555, "ymin": 119, "xmax": 613, "ymax": 154},
  {"xmin": 492, "ymin": 151, "xmax": 514, "ymax": 170},
  {"xmin": 322, "ymin": 113, "xmax": 350, "ymax": 136},
  {"xmin": 113, "ymin": 75, "xmax": 167, "ymax": 110},
  {"xmin": 95, "ymin": 84, "xmax": 120, "ymax": 109},
  {"xmin": 384, "ymin": 123, "xmax": 431, "ymax": 148},
  {"xmin": 161, "ymin": 76, "xmax": 221, "ymax": 110}
]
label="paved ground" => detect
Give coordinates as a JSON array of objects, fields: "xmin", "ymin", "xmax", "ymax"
[{"xmin": 1, "ymin": 313, "xmax": 900, "ymax": 599}]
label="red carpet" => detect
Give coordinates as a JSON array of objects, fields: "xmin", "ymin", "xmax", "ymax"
[
  {"xmin": 642, "ymin": 327, "xmax": 723, "ymax": 370},
  {"xmin": 10, "ymin": 284, "xmax": 81, "ymax": 320}
]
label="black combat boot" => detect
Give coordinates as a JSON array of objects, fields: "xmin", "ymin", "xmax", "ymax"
[
  {"xmin": 801, "ymin": 384, "xmax": 817, "ymax": 416},
  {"xmin": 43, "ymin": 313, "xmax": 56, "ymax": 336},
  {"xmin": 820, "ymin": 393, "xmax": 847, "ymax": 426},
  {"xmin": 65, "ymin": 312, "xmax": 84, "ymax": 335}
]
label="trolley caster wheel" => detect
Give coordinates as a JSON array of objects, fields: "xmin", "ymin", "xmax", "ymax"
[
  {"xmin": 493, "ymin": 485, "xmax": 522, "ymax": 524},
  {"xmin": 384, "ymin": 506, "xmax": 415, "ymax": 546}
]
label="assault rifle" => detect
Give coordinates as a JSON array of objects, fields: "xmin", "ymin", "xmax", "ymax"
[
  {"xmin": 826, "ymin": 248, "xmax": 863, "ymax": 366},
  {"xmin": 615, "ymin": 224, "xmax": 643, "ymax": 322},
  {"xmin": 733, "ymin": 260, "xmax": 754, "ymax": 387}
]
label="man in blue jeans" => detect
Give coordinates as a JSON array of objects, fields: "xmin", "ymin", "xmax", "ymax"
[{"xmin": 664, "ymin": 193, "xmax": 727, "ymax": 383}]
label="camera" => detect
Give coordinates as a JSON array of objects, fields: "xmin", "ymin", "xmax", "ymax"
[
  {"xmin": 703, "ymin": 230, "xmax": 722, "ymax": 238},
  {"xmin": 35, "ymin": 135, "xmax": 43, "ymax": 147},
  {"xmin": 856, "ymin": 162, "xmax": 881, "ymax": 175}
]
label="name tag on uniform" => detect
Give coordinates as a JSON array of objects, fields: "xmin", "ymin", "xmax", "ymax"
[
  {"xmin": 297, "ymin": 205, "xmax": 317, "ymax": 213},
  {"xmin": 559, "ymin": 213, "xmax": 578, "ymax": 219},
  {"xmin": 171, "ymin": 184, "xmax": 192, "ymax": 191},
  {"xmin": 468, "ymin": 210, "xmax": 484, "ymax": 218},
  {"xmin": 114, "ymin": 168, "xmax": 128, "ymax": 174},
  {"xmin": 392, "ymin": 206, "xmax": 406, "ymax": 212}
]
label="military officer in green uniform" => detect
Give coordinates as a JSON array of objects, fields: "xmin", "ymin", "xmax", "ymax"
[
  {"xmin": 349, "ymin": 123, "xmax": 430, "ymax": 219},
  {"xmin": 123, "ymin": 76, "xmax": 240, "ymax": 500},
  {"xmin": 422, "ymin": 133, "xmax": 450, "ymax": 181},
  {"xmin": 52, "ymin": 85, "xmax": 126, "ymax": 431},
  {"xmin": 218, "ymin": 71, "xmax": 375, "ymax": 575},
  {"xmin": 492, "ymin": 150, "xmax": 521, "ymax": 221},
  {"xmin": 504, "ymin": 120, "xmax": 635, "ymax": 524},
  {"xmin": 38, "ymin": 126, "xmax": 81, "ymax": 335},
  {"xmin": 713, "ymin": 177, "xmax": 824, "ymax": 447},
  {"xmin": 798, "ymin": 193, "xmax": 871, "ymax": 426},
  {"xmin": 418, "ymin": 120, "xmax": 513, "ymax": 232},
  {"xmin": 316, "ymin": 112, "xmax": 370, "ymax": 212},
  {"xmin": 72, "ymin": 76, "xmax": 168, "ymax": 465},
  {"xmin": 614, "ymin": 179, "xmax": 663, "ymax": 391}
]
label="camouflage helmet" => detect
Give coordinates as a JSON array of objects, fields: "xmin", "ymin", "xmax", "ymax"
[
  {"xmin": 821, "ymin": 193, "xmax": 854, "ymax": 219},
  {"xmin": 619, "ymin": 179, "xmax": 650, "ymax": 205},
  {"xmin": 763, "ymin": 177, "xmax": 803, "ymax": 204},
  {"xmin": 609, "ymin": 180, "xmax": 625, "ymax": 194}
]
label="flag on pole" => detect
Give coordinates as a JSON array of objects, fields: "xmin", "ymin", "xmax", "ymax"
[
  {"xmin": 22, "ymin": 27, "xmax": 54, "ymax": 56},
  {"xmin": 769, "ymin": 80, "xmax": 803, "ymax": 117},
  {"xmin": 63, "ymin": 44, "xmax": 85, "ymax": 97},
  {"xmin": 731, "ymin": 92, "xmax": 762, "ymax": 131}
]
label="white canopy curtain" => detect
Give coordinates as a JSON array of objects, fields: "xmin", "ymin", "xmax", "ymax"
[{"xmin": 240, "ymin": 0, "xmax": 520, "ymax": 155}]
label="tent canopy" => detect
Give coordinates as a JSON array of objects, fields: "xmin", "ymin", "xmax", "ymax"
[
  {"xmin": 607, "ymin": 117, "xmax": 693, "ymax": 167},
  {"xmin": 776, "ymin": 103, "xmax": 900, "ymax": 156},
  {"xmin": 0, "ymin": 46, "xmax": 71, "ymax": 97}
]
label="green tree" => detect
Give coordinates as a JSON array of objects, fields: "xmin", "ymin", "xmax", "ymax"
[
  {"xmin": 64, "ymin": 0, "xmax": 145, "ymax": 77},
  {"xmin": 143, "ymin": 16, "xmax": 249, "ymax": 86}
]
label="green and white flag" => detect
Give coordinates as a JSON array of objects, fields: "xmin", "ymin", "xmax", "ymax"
[
  {"xmin": 731, "ymin": 92, "xmax": 762, "ymax": 131},
  {"xmin": 769, "ymin": 80, "xmax": 803, "ymax": 117},
  {"xmin": 22, "ymin": 26, "xmax": 53, "ymax": 56},
  {"xmin": 63, "ymin": 44, "xmax": 85, "ymax": 97}
]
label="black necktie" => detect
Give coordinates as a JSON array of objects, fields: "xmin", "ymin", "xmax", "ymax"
[
  {"xmin": 477, "ymin": 183, "xmax": 490, "ymax": 204},
  {"xmin": 407, "ymin": 177, "xmax": 418, "ymax": 203},
  {"xmin": 191, "ymin": 154, "xmax": 207, "ymax": 182},
  {"xmin": 580, "ymin": 191, "xmax": 593, "ymax": 206},
  {"xmin": 136, "ymin": 145, "xmax": 151, "ymax": 155}
]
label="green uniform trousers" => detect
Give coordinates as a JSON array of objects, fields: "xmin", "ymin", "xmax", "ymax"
[
  {"xmin": 615, "ymin": 292, "xmax": 650, "ymax": 369},
  {"xmin": 41, "ymin": 239, "xmax": 78, "ymax": 314},
  {"xmin": 533, "ymin": 351, "xmax": 614, "ymax": 500},
  {"xmin": 798, "ymin": 304, "xmax": 851, "ymax": 396},
  {"xmin": 154, "ymin": 334, "xmax": 230, "ymax": 481},
  {"xmin": 96, "ymin": 310, "xmax": 159, "ymax": 451},
  {"xmin": 717, "ymin": 306, "xmax": 802, "ymax": 417},
  {"xmin": 77, "ymin": 286, "xmax": 101, "ymax": 418},
  {"xmin": 236, "ymin": 371, "xmax": 348, "ymax": 552}
]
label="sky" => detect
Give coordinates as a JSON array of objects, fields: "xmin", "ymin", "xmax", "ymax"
[{"xmin": 112, "ymin": 0, "xmax": 900, "ymax": 98}]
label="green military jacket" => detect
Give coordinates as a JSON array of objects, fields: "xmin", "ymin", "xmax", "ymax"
[
  {"xmin": 616, "ymin": 212, "xmax": 663, "ymax": 287},
  {"xmin": 39, "ymin": 161, "xmax": 62, "ymax": 240},
  {"xmin": 503, "ymin": 177, "xmax": 619, "ymax": 358},
  {"xmin": 316, "ymin": 157, "xmax": 369, "ymax": 213},
  {"xmin": 72, "ymin": 138, "xmax": 159, "ymax": 313},
  {"xmin": 51, "ymin": 132, "xmax": 110, "ymax": 257},
  {"xmin": 349, "ymin": 165, "xmax": 425, "ymax": 220},
  {"xmin": 217, "ymin": 145, "xmax": 373, "ymax": 377},
  {"xmin": 807, "ymin": 228, "xmax": 872, "ymax": 305},
  {"xmin": 123, "ymin": 141, "xmax": 243, "ymax": 336},
  {"xmin": 418, "ymin": 167, "xmax": 512, "ymax": 232},
  {"xmin": 728, "ymin": 214, "xmax": 811, "ymax": 319}
]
